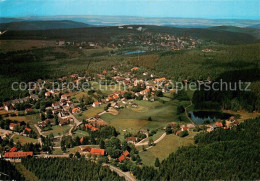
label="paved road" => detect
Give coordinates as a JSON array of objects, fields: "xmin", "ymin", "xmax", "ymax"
[
  {"xmin": 33, "ymin": 154, "xmax": 135, "ymax": 181},
  {"xmin": 103, "ymin": 164, "xmax": 135, "ymax": 181},
  {"xmin": 135, "ymin": 133, "xmax": 166, "ymax": 146}
]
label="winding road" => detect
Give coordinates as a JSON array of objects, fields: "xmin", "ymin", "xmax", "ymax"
[{"xmin": 135, "ymin": 132, "xmax": 166, "ymax": 146}]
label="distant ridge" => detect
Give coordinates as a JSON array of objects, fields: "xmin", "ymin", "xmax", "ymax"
[
  {"xmin": 208, "ymin": 26, "xmax": 260, "ymax": 39},
  {"xmin": 247, "ymin": 24, "xmax": 260, "ymax": 29},
  {"xmin": 1, "ymin": 16, "xmax": 260, "ymax": 28},
  {"xmin": 0, "ymin": 20, "xmax": 90, "ymax": 31}
]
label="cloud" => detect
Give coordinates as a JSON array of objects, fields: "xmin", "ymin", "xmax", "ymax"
[{"xmin": 0, "ymin": 0, "xmax": 6, "ymax": 2}]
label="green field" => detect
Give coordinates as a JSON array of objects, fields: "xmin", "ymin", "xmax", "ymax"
[
  {"xmin": 43, "ymin": 125, "xmax": 71, "ymax": 137},
  {"xmin": 139, "ymin": 132, "xmax": 198, "ymax": 166},
  {"xmin": 73, "ymin": 129, "xmax": 89, "ymax": 138},
  {"xmin": 12, "ymin": 135, "xmax": 38, "ymax": 145},
  {"xmin": 101, "ymin": 99, "xmax": 191, "ymax": 138}
]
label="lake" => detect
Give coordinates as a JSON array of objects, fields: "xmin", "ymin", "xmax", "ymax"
[
  {"xmin": 125, "ymin": 50, "xmax": 146, "ymax": 55},
  {"xmin": 189, "ymin": 111, "xmax": 233, "ymax": 124}
]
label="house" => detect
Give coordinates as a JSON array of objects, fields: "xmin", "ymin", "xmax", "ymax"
[
  {"xmin": 85, "ymin": 124, "xmax": 98, "ymax": 131},
  {"xmin": 126, "ymin": 137, "xmax": 137, "ymax": 144},
  {"xmin": 122, "ymin": 98, "xmax": 128, "ymax": 104},
  {"xmin": 3, "ymin": 103, "xmax": 14, "ymax": 112},
  {"xmin": 72, "ymin": 107, "xmax": 80, "ymax": 114},
  {"xmin": 90, "ymin": 148, "xmax": 105, "ymax": 156},
  {"xmin": 30, "ymin": 94, "xmax": 39, "ymax": 101},
  {"xmin": 92, "ymin": 101, "xmax": 101, "ymax": 108},
  {"xmin": 154, "ymin": 77, "xmax": 166, "ymax": 83},
  {"xmin": 80, "ymin": 137, "xmax": 84, "ymax": 144},
  {"xmin": 58, "ymin": 40, "xmax": 65, "ymax": 46},
  {"xmin": 57, "ymin": 109, "xmax": 68, "ymax": 117},
  {"xmin": 118, "ymin": 150, "xmax": 130, "ymax": 162},
  {"xmin": 176, "ymin": 130, "xmax": 181, "ymax": 135},
  {"xmin": 45, "ymin": 91, "xmax": 54, "ymax": 97},
  {"xmin": 131, "ymin": 67, "xmax": 139, "ymax": 71},
  {"xmin": 186, "ymin": 124, "xmax": 195, "ymax": 129},
  {"xmin": 140, "ymin": 89, "xmax": 150, "ymax": 95},
  {"xmin": 9, "ymin": 147, "xmax": 17, "ymax": 152},
  {"xmin": 131, "ymin": 103, "xmax": 138, "ymax": 108},
  {"xmin": 9, "ymin": 123, "xmax": 18, "ymax": 130},
  {"xmin": 206, "ymin": 126, "xmax": 214, "ymax": 133},
  {"xmin": 181, "ymin": 126, "xmax": 189, "ymax": 131},
  {"xmin": 4, "ymin": 152, "xmax": 33, "ymax": 159},
  {"xmin": 61, "ymin": 94, "xmax": 70, "ymax": 100},
  {"xmin": 215, "ymin": 121, "xmax": 223, "ymax": 127},
  {"xmin": 59, "ymin": 119, "xmax": 70, "ymax": 126},
  {"xmin": 24, "ymin": 128, "xmax": 32, "ymax": 134},
  {"xmin": 81, "ymin": 147, "xmax": 92, "ymax": 152},
  {"xmin": 52, "ymin": 102, "xmax": 60, "ymax": 109},
  {"xmin": 25, "ymin": 108, "xmax": 33, "ymax": 114}
]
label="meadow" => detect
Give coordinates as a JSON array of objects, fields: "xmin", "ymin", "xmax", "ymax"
[{"xmin": 139, "ymin": 131, "xmax": 197, "ymax": 166}]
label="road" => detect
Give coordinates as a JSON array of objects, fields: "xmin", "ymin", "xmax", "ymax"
[
  {"xmin": 103, "ymin": 164, "xmax": 135, "ymax": 181},
  {"xmin": 184, "ymin": 100, "xmax": 196, "ymax": 124},
  {"xmin": 33, "ymin": 154, "xmax": 135, "ymax": 181},
  {"xmin": 135, "ymin": 132, "xmax": 166, "ymax": 146}
]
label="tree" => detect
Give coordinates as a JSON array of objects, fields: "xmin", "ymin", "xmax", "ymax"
[
  {"xmin": 75, "ymin": 151, "xmax": 81, "ymax": 158},
  {"xmin": 148, "ymin": 138, "xmax": 154, "ymax": 146},
  {"xmin": 61, "ymin": 145, "xmax": 66, "ymax": 153},
  {"xmin": 54, "ymin": 115, "xmax": 59, "ymax": 125},
  {"xmin": 166, "ymin": 125, "xmax": 173, "ymax": 134},
  {"xmin": 99, "ymin": 139, "xmax": 105, "ymax": 149},
  {"xmin": 136, "ymin": 155, "xmax": 142, "ymax": 164},
  {"xmin": 46, "ymin": 110, "xmax": 53, "ymax": 119},
  {"xmin": 155, "ymin": 157, "xmax": 160, "ymax": 167},
  {"xmin": 177, "ymin": 105, "xmax": 185, "ymax": 115}
]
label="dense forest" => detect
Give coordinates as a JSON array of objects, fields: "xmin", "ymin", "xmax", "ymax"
[
  {"xmin": 133, "ymin": 117, "xmax": 260, "ymax": 180},
  {"xmin": 21, "ymin": 157, "xmax": 123, "ymax": 181},
  {"xmin": 0, "ymin": 159, "xmax": 24, "ymax": 180}
]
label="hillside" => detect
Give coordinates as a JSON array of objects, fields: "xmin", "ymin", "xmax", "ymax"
[
  {"xmin": 209, "ymin": 26, "xmax": 260, "ymax": 39},
  {"xmin": 0, "ymin": 25, "xmax": 258, "ymax": 45},
  {"xmin": 248, "ymin": 24, "xmax": 260, "ymax": 29},
  {"xmin": 0, "ymin": 20, "xmax": 90, "ymax": 31}
]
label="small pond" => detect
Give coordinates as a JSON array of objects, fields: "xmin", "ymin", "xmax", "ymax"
[
  {"xmin": 189, "ymin": 111, "xmax": 233, "ymax": 124},
  {"xmin": 125, "ymin": 50, "xmax": 146, "ymax": 55}
]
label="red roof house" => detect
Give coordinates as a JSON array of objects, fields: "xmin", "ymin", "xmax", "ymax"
[
  {"xmin": 90, "ymin": 148, "xmax": 105, "ymax": 156},
  {"xmin": 85, "ymin": 124, "xmax": 98, "ymax": 131},
  {"xmin": 4, "ymin": 152, "xmax": 33, "ymax": 158},
  {"xmin": 216, "ymin": 121, "xmax": 223, "ymax": 127},
  {"xmin": 9, "ymin": 123, "xmax": 17, "ymax": 130},
  {"xmin": 10, "ymin": 147, "xmax": 17, "ymax": 152},
  {"xmin": 24, "ymin": 128, "xmax": 32, "ymax": 133}
]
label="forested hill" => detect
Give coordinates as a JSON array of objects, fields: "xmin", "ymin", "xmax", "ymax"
[
  {"xmin": 22, "ymin": 157, "xmax": 123, "ymax": 180},
  {"xmin": 0, "ymin": 20, "xmax": 90, "ymax": 31},
  {"xmin": 208, "ymin": 26, "xmax": 260, "ymax": 39},
  {"xmin": 0, "ymin": 25, "xmax": 258, "ymax": 45},
  {"xmin": 133, "ymin": 117, "xmax": 260, "ymax": 180}
]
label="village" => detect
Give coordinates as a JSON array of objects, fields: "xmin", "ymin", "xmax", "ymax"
[
  {"xmin": 0, "ymin": 64, "xmax": 240, "ymax": 169},
  {"xmin": 56, "ymin": 26, "xmax": 200, "ymax": 52}
]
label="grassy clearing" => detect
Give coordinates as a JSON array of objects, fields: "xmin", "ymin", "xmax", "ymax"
[
  {"xmin": 43, "ymin": 125, "xmax": 71, "ymax": 137},
  {"xmin": 25, "ymin": 114, "xmax": 41, "ymax": 136},
  {"xmin": 3, "ymin": 116, "xmax": 28, "ymax": 122},
  {"xmin": 139, "ymin": 132, "xmax": 197, "ymax": 166},
  {"xmin": 82, "ymin": 106, "xmax": 105, "ymax": 118},
  {"xmin": 73, "ymin": 129, "xmax": 89, "ymax": 138},
  {"xmin": 12, "ymin": 135, "xmax": 38, "ymax": 145},
  {"xmin": 14, "ymin": 163, "xmax": 38, "ymax": 181},
  {"xmin": 100, "ymin": 99, "xmax": 184, "ymax": 139},
  {"xmin": 0, "ymin": 40, "xmax": 56, "ymax": 53}
]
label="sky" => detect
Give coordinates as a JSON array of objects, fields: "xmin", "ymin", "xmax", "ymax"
[{"xmin": 0, "ymin": 0, "xmax": 259, "ymax": 20}]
